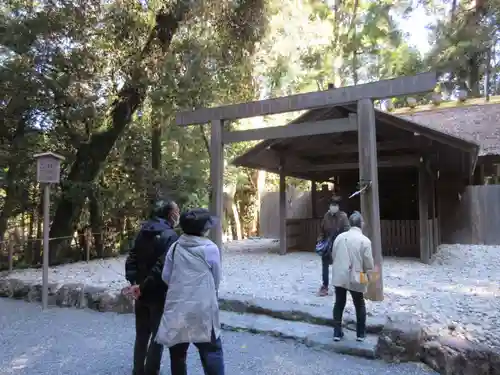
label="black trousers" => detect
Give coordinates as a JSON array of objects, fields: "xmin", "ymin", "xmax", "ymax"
[
  {"xmin": 321, "ymin": 254, "xmax": 331, "ymax": 287},
  {"xmin": 169, "ymin": 330, "xmax": 225, "ymax": 375},
  {"xmin": 133, "ymin": 298, "xmax": 165, "ymax": 375},
  {"xmin": 333, "ymin": 287, "xmax": 366, "ymax": 337}
]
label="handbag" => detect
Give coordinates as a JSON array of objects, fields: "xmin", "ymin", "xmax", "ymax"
[
  {"xmin": 315, "ymin": 238, "xmax": 329, "ymax": 256},
  {"xmin": 315, "ymin": 236, "xmax": 333, "ymax": 256}
]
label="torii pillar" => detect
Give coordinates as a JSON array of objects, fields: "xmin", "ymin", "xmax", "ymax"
[{"xmin": 358, "ymin": 99, "xmax": 383, "ymax": 301}]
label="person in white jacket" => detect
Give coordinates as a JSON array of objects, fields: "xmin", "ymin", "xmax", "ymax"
[
  {"xmin": 330, "ymin": 211, "xmax": 374, "ymax": 342},
  {"xmin": 155, "ymin": 208, "xmax": 223, "ymax": 375}
]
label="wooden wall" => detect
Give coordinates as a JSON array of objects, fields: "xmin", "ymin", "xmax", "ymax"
[
  {"xmin": 260, "ymin": 186, "xmax": 333, "ymax": 238},
  {"xmin": 336, "ymin": 168, "xmax": 418, "ymax": 220},
  {"xmin": 260, "ymin": 169, "xmax": 500, "ymax": 252},
  {"xmin": 440, "ymin": 184, "xmax": 500, "ymax": 245}
]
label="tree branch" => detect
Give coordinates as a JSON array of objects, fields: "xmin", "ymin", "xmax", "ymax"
[{"xmin": 199, "ymin": 124, "xmax": 210, "ymax": 156}]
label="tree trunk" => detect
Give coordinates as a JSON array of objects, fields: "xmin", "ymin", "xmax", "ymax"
[
  {"xmin": 33, "ymin": 198, "xmax": 43, "ymax": 265},
  {"xmin": 26, "ymin": 210, "xmax": 35, "ymax": 264},
  {"xmin": 466, "ymin": 0, "xmax": 486, "ymax": 98},
  {"xmin": 152, "ymin": 121, "xmax": 162, "ymax": 170},
  {"xmin": 468, "ymin": 54, "xmax": 481, "ymax": 97},
  {"xmin": 49, "ymin": 5, "xmax": 190, "ymax": 263},
  {"xmin": 485, "ymin": 43, "xmax": 492, "ymax": 100},
  {"xmin": 223, "ymin": 184, "xmax": 242, "ymax": 240},
  {"xmin": 231, "ymin": 202, "xmax": 242, "ymax": 240},
  {"xmin": 0, "ymin": 118, "xmax": 26, "ymax": 240},
  {"xmin": 451, "ymin": 0, "xmax": 457, "ymax": 23},
  {"xmin": 0, "ymin": 172, "xmax": 18, "ymax": 241},
  {"xmin": 89, "ymin": 189, "xmax": 104, "ymax": 257},
  {"xmin": 26, "ymin": 186, "xmax": 36, "ymax": 264},
  {"xmin": 254, "ymin": 170, "xmax": 266, "ymax": 235}
]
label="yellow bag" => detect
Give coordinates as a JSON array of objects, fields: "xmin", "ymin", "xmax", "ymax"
[{"xmin": 359, "ymin": 272, "xmax": 369, "ymax": 285}]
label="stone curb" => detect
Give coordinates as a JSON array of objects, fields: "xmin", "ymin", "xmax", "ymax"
[
  {"xmin": 2, "ymin": 277, "xmax": 500, "ymax": 375},
  {"xmin": 0, "ymin": 277, "xmax": 384, "ymax": 332},
  {"xmin": 220, "ymin": 311, "xmax": 378, "ymax": 359},
  {"xmin": 0, "ymin": 278, "xmax": 134, "ymax": 313},
  {"xmin": 218, "ymin": 293, "xmax": 386, "ymax": 334}
]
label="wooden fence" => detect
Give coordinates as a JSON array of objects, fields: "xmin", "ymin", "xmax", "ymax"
[
  {"xmin": 380, "ymin": 220, "xmax": 419, "ymax": 257},
  {"xmin": 286, "ymin": 218, "xmax": 421, "ymax": 257},
  {"xmin": 263, "ymin": 184, "xmax": 500, "ymax": 255}
]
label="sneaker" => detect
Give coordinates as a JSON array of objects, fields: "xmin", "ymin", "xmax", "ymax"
[
  {"xmin": 317, "ymin": 286, "xmax": 329, "ymax": 297},
  {"xmin": 333, "ymin": 330, "xmax": 344, "ymax": 342},
  {"xmin": 356, "ymin": 336, "xmax": 365, "ymax": 342}
]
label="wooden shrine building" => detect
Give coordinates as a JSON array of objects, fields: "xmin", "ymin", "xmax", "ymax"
[
  {"xmin": 231, "ymin": 104, "xmax": 479, "ymax": 261},
  {"xmin": 175, "ymin": 72, "xmax": 479, "ymax": 301}
]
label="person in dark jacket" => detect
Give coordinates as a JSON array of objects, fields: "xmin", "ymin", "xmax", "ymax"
[
  {"xmin": 125, "ymin": 200, "xmax": 180, "ymax": 375},
  {"xmin": 317, "ymin": 196, "xmax": 350, "ymax": 297}
]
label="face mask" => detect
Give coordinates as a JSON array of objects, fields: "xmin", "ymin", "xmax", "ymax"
[{"xmin": 329, "ymin": 204, "xmax": 339, "ymax": 214}]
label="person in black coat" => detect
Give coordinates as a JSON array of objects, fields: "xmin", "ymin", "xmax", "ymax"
[{"xmin": 125, "ymin": 200, "xmax": 179, "ymax": 375}]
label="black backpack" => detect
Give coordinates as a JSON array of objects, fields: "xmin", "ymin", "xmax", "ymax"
[{"xmin": 134, "ymin": 229, "xmax": 165, "ymax": 284}]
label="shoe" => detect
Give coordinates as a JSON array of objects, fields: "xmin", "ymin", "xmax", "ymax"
[
  {"xmin": 317, "ymin": 286, "xmax": 329, "ymax": 297},
  {"xmin": 356, "ymin": 336, "xmax": 365, "ymax": 342},
  {"xmin": 333, "ymin": 328, "xmax": 344, "ymax": 342}
]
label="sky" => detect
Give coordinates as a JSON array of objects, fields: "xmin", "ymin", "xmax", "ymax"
[{"xmin": 398, "ymin": 7, "xmax": 436, "ymax": 55}]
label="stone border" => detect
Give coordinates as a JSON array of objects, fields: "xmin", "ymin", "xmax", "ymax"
[
  {"xmin": 219, "ymin": 293, "xmax": 386, "ymax": 334},
  {"xmin": 1, "ymin": 277, "xmax": 499, "ymax": 375}
]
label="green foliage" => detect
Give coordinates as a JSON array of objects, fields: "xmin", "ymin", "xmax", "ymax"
[
  {"xmin": 423, "ymin": 0, "xmax": 499, "ymax": 96},
  {"xmin": 3, "ymin": 0, "xmax": 493, "ymax": 266}
]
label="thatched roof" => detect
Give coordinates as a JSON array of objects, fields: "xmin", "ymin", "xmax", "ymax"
[
  {"xmin": 232, "ymin": 104, "xmax": 479, "ymax": 181},
  {"xmin": 396, "ymin": 102, "xmax": 500, "ymax": 156}
]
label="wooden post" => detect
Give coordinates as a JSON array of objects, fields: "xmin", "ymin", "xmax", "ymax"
[
  {"xmin": 311, "ymin": 181, "xmax": 317, "ymax": 218},
  {"xmin": 436, "ymin": 175, "xmax": 442, "ymax": 246},
  {"xmin": 42, "ymin": 183, "xmax": 50, "ymax": 309},
  {"xmin": 428, "ymin": 177, "xmax": 435, "ymax": 255},
  {"xmin": 418, "ymin": 161, "xmax": 430, "ymax": 263},
  {"xmin": 430, "ymin": 175, "xmax": 438, "ymax": 254},
  {"xmin": 279, "ymin": 162, "xmax": 287, "ymax": 255},
  {"xmin": 210, "ymin": 120, "xmax": 224, "ymax": 251},
  {"xmin": 357, "ymin": 98, "xmax": 383, "ymax": 301}
]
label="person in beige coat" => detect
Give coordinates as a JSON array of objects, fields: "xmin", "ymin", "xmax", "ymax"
[{"xmin": 330, "ymin": 211, "xmax": 374, "ymax": 342}]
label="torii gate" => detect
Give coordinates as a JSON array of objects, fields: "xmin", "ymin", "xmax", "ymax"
[{"xmin": 175, "ymin": 72, "xmax": 437, "ymax": 301}]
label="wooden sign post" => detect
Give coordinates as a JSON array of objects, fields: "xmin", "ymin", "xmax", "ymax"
[{"xmin": 34, "ymin": 152, "xmax": 65, "ymax": 310}]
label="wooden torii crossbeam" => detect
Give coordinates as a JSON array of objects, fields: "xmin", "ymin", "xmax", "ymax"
[{"xmin": 175, "ymin": 72, "xmax": 437, "ymax": 301}]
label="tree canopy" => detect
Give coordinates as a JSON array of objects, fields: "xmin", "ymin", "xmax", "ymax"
[{"xmin": 1, "ymin": 0, "xmax": 499, "ymax": 268}]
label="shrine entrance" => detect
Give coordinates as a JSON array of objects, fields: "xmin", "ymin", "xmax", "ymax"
[{"xmin": 174, "ymin": 72, "xmax": 471, "ymax": 301}]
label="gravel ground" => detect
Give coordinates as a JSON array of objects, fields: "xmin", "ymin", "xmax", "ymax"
[
  {"xmin": 4, "ymin": 239, "xmax": 500, "ymax": 349},
  {"xmin": 0, "ymin": 299, "xmax": 437, "ymax": 375}
]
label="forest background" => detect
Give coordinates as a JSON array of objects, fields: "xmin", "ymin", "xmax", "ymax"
[{"xmin": 1, "ymin": 0, "xmax": 497, "ymax": 268}]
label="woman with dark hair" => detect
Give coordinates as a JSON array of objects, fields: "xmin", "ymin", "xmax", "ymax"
[{"xmin": 156, "ymin": 208, "xmax": 224, "ymax": 375}]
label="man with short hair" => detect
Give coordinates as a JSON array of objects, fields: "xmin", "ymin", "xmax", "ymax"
[
  {"xmin": 125, "ymin": 200, "xmax": 180, "ymax": 375},
  {"xmin": 330, "ymin": 211, "xmax": 374, "ymax": 342},
  {"xmin": 317, "ymin": 196, "xmax": 350, "ymax": 297}
]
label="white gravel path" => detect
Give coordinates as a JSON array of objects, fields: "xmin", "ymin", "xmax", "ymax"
[
  {"xmin": 0, "ymin": 298, "xmax": 438, "ymax": 375},
  {"xmin": 3, "ymin": 239, "xmax": 500, "ymax": 349}
]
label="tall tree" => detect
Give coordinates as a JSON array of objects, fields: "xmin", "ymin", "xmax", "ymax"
[{"xmin": 425, "ymin": 0, "xmax": 496, "ymax": 96}]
